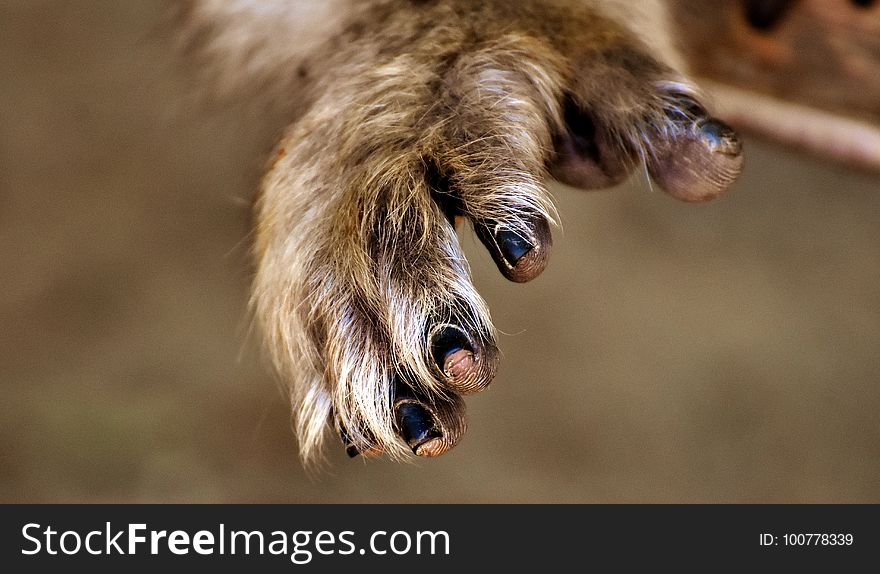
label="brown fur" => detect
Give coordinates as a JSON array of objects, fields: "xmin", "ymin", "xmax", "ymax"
[{"xmin": 176, "ymin": 0, "xmax": 742, "ymax": 464}]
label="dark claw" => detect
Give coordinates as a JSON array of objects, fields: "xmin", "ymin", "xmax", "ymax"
[
  {"xmin": 393, "ymin": 382, "xmax": 467, "ymax": 457},
  {"xmin": 697, "ymin": 119, "xmax": 742, "ymax": 156},
  {"xmin": 427, "ymin": 322, "xmax": 498, "ymax": 394},
  {"xmin": 648, "ymin": 114, "xmax": 744, "ymax": 203},
  {"xmin": 344, "ymin": 443, "xmax": 383, "ymax": 458},
  {"xmin": 340, "ymin": 425, "xmax": 382, "ymax": 459},
  {"xmin": 475, "ymin": 215, "xmax": 552, "ymax": 283},
  {"xmin": 395, "ymin": 402, "xmax": 443, "ymax": 455},
  {"xmin": 495, "ymin": 229, "xmax": 534, "ymax": 266},
  {"xmin": 430, "ymin": 325, "xmax": 475, "ymax": 378}
]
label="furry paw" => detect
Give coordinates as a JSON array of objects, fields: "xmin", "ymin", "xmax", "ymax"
[{"xmin": 251, "ymin": 0, "xmax": 743, "ymax": 462}]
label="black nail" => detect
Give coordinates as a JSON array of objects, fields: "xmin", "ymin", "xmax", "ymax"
[
  {"xmin": 430, "ymin": 325, "xmax": 474, "ymax": 371},
  {"xmin": 698, "ymin": 119, "xmax": 741, "ymax": 155},
  {"xmin": 341, "ymin": 426, "xmax": 374, "ymax": 458},
  {"xmin": 395, "ymin": 402, "xmax": 442, "ymax": 453},
  {"xmin": 340, "ymin": 427, "xmax": 360, "ymax": 457},
  {"xmin": 496, "ymin": 228, "xmax": 534, "ymax": 267},
  {"xmin": 475, "ymin": 216, "xmax": 551, "ymax": 283}
]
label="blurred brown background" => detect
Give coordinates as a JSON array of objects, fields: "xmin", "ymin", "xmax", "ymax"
[{"xmin": 2, "ymin": 1, "xmax": 878, "ymax": 503}]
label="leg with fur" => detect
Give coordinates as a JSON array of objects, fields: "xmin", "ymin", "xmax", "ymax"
[{"xmin": 180, "ymin": 0, "xmax": 743, "ymax": 463}]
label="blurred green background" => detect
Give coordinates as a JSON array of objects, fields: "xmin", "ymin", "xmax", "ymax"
[{"xmin": 2, "ymin": 1, "xmax": 878, "ymax": 502}]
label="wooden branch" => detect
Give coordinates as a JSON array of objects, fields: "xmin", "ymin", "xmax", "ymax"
[{"xmin": 669, "ymin": 0, "xmax": 880, "ymax": 173}]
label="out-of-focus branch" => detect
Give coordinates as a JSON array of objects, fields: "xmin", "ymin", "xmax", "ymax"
[{"xmin": 670, "ymin": 0, "xmax": 880, "ymax": 173}]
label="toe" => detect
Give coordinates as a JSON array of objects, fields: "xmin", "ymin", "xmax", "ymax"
[
  {"xmin": 393, "ymin": 384, "xmax": 467, "ymax": 457},
  {"xmin": 429, "ymin": 323, "xmax": 498, "ymax": 394},
  {"xmin": 648, "ymin": 114, "xmax": 744, "ymax": 203},
  {"xmin": 474, "ymin": 214, "xmax": 553, "ymax": 283}
]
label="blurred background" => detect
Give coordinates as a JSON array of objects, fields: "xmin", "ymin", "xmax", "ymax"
[{"xmin": 2, "ymin": 1, "xmax": 878, "ymax": 503}]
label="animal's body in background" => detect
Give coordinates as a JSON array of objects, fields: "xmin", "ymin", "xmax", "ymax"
[{"xmin": 178, "ymin": 0, "xmax": 743, "ymax": 463}]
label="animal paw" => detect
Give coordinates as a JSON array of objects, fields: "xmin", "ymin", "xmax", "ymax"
[{"xmin": 251, "ymin": 0, "xmax": 743, "ymax": 462}]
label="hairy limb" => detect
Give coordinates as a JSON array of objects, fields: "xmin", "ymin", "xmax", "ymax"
[{"xmin": 182, "ymin": 0, "xmax": 743, "ymax": 463}]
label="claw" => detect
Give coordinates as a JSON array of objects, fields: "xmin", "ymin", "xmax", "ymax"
[
  {"xmin": 395, "ymin": 401, "xmax": 444, "ymax": 456},
  {"xmin": 393, "ymin": 383, "xmax": 467, "ymax": 457},
  {"xmin": 430, "ymin": 325, "xmax": 475, "ymax": 379},
  {"xmin": 648, "ymin": 116, "xmax": 744, "ymax": 203},
  {"xmin": 475, "ymin": 215, "xmax": 552, "ymax": 283},
  {"xmin": 340, "ymin": 426, "xmax": 382, "ymax": 459},
  {"xmin": 427, "ymin": 323, "xmax": 498, "ymax": 394}
]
